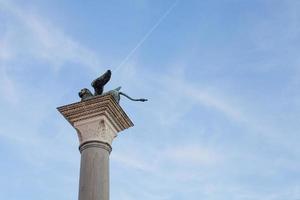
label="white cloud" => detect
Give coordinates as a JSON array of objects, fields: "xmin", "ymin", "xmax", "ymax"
[
  {"xmin": 0, "ymin": 0, "xmax": 101, "ymax": 71},
  {"xmin": 0, "ymin": 0, "xmax": 104, "ymax": 105},
  {"xmin": 155, "ymin": 67, "xmax": 246, "ymax": 124},
  {"xmin": 164, "ymin": 145, "xmax": 222, "ymax": 166},
  {"xmin": 112, "ymin": 142, "xmax": 223, "ymax": 174},
  {"xmin": 111, "ymin": 151, "xmax": 155, "ymax": 172}
]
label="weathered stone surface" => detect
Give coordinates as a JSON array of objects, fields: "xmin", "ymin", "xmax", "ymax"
[
  {"xmin": 57, "ymin": 94, "xmax": 134, "ymax": 200},
  {"xmin": 57, "ymin": 94, "xmax": 133, "ymax": 146},
  {"xmin": 78, "ymin": 142, "xmax": 111, "ymax": 200}
]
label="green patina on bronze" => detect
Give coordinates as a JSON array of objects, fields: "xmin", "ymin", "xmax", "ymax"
[{"xmin": 78, "ymin": 70, "xmax": 147, "ymax": 103}]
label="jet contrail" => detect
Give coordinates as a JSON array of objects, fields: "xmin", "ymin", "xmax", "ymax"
[{"xmin": 114, "ymin": 0, "xmax": 179, "ymax": 72}]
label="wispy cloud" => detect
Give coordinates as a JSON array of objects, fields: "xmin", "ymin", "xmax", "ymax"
[
  {"xmin": 0, "ymin": 0, "xmax": 104, "ymax": 106},
  {"xmin": 111, "ymin": 151, "xmax": 155, "ymax": 172},
  {"xmin": 0, "ymin": 0, "xmax": 101, "ymax": 71},
  {"xmin": 112, "ymin": 142, "xmax": 223, "ymax": 173},
  {"xmin": 164, "ymin": 145, "xmax": 222, "ymax": 166},
  {"xmin": 151, "ymin": 66, "xmax": 245, "ymax": 124}
]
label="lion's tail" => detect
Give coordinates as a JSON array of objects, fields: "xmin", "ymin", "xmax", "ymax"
[{"xmin": 119, "ymin": 92, "xmax": 148, "ymax": 102}]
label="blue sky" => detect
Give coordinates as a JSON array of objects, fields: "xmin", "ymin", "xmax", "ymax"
[{"xmin": 0, "ymin": 0, "xmax": 300, "ymax": 199}]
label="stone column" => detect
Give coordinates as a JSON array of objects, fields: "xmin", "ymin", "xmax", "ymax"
[{"xmin": 57, "ymin": 94, "xmax": 133, "ymax": 200}]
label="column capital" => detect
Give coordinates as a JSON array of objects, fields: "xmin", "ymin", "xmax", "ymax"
[{"xmin": 57, "ymin": 94, "xmax": 134, "ymax": 146}]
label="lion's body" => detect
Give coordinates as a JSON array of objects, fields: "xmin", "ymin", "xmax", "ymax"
[{"xmin": 78, "ymin": 70, "xmax": 147, "ymax": 103}]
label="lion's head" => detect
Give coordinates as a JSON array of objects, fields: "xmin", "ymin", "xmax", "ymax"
[{"xmin": 78, "ymin": 88, "xmax": 93, "ymax": 101}]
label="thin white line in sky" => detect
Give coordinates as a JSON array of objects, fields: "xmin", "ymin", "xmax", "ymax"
[{"xmin": 114, "ymin": 0, "xmax": 179, "ymax": 72}]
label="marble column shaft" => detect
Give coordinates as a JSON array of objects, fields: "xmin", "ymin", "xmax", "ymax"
[
  {"xmin": 57, "ymin": 94, "xmax": 133, "ymax": 200},
  {"xmin": 78, "ymin": 141, "xmax": 111, "ymax": 200}
]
